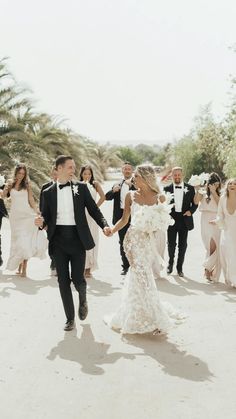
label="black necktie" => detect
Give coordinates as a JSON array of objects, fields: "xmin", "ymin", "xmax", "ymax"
[
  {"xmin": 59, "ymin": 181, "xmax": 71, "ymax": 190},
  {"xmin": 175, "ymin": 186, "xmax": 182, "ymax": 189}
]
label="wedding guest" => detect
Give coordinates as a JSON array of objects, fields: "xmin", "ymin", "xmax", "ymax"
[
  {"xmin": 39, "ymin": 166, "xmax": 58, "ymax": 274},
  {"xmin": 79, "ymin": 165, "xmax": 105, "ymax": 278},
  {"xmin": 0, "ymin": 182, "xmax": 8, "ymax": 266},
  {"xmin": 214, "ymin": 178, "xmax": 236, "ymax": 287},
  {"xmin": 164, "ymin": 167, "xmax": 198, "ymax": 277},
  {"xmin": 3, "ymin": 163, "xmax": 47, "ymax": 277},
  {"xmin": 105, "ymin": 162, "xmax": 136, "ymax": 275},
  {"xmin": 35, "ymin": 155, "xmax": 110, "ymax": 331},
  {"xmin": 194, "ymin": 173, "xmax": 221, "ymax": 282}
]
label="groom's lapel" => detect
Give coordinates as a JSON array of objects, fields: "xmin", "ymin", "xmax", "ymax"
[
  {"xmin": 50, "ymin": 183, "xmax": 57, "ymax": 224},
  {"xmin": 71, "ymin": 182, "xmax": 79, "ymax": 220}
]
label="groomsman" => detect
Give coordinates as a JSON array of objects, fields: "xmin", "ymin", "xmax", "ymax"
[
  {"xmin": 105, "ymin": 162, "xmax": 135, "ymax": 275},
  {"xmin": 164, "ymin": 167, "xmax": 198, "ymax": 277},
  {"xmin": 39, "ymin": 166, "xmax": 58, "ymax": 274},
  {"xmin": 0, "ymin": 184, "xmax": 8, "ymax": 266},
  {"xmin": 35, "ymin": 155, "xmax": 110, "ymax": 331}
]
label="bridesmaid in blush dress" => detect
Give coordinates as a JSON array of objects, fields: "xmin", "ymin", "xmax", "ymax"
[
  {"xmin": 79, "ymin": 165, "xmax": 105, "ymax": 278},
  {"xmin": 194, "ymin": 173, "xmax": 221, "ymax": 282},
  {"xmin": 3, "ymin": 163, "xmax": 47, "ymax": 277},
  {"xmin": 215, "ymin": 178, "xmax": 236, "ymax": 287}
]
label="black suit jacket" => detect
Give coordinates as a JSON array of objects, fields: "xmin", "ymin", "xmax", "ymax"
[
  {"xmin": 105, "ymin": 180, "xmax": 136, "ymax": 224},
  {"xmin": 41, "ymin": 181, "xmax": 109, "ymax": 250},
  {"xmin": 0, "ymin": 185, "xmax": 8, "ymax": 219},
  {"xmin": 164, "ymin": 182, "xmax": 198, "ymax": 231},
  {"xmin": 39, "ymin": 181, "xmax": 54, "ymax": 212}
]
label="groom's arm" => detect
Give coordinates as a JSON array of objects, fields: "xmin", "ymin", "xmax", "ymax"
[{"xmin": 84, "ymin": 185, "xmax": 109, "ymax": 229}]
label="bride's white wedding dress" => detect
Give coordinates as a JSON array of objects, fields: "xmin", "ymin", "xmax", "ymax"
[{"xmin": 104, "ymin": 194, "xmax": 184, "ymax": 334}]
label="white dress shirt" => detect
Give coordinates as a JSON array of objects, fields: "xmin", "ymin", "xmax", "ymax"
[
  {"xmin": 56, "ymin": 182, "xmax": 76, "ymax": 225},
  {"xmin": 120, "ymin": 180, "xmax": 130, "ymax": 209},
  {"xmin": 174, "ymin": 182, "xmax": 184, "ymax": 213}
]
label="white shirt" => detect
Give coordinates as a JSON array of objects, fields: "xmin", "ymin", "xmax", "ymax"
[
  {"xmin": 120, "ymin": 180, "xmax": 130, "ymax": 209},
  {"xmin": 174, "ymin": 182, "xmax": 184, "ymax": 212},
  {"xmin": 56, "ymin": 181, "xmax": 76, "ymax": 225}
]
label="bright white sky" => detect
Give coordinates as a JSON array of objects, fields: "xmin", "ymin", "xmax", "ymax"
[{"xmin": 1, "ymin": 0, "xmax": 236, "ymax": 145}]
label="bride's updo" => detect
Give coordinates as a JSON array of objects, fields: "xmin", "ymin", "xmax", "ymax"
[{"xmin": 135, "ymin": 165, "xmax": 161, "ymax": 194}]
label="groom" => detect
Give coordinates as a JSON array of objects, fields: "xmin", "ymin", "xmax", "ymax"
[
  {"xmin": 164, "ymin": 166, "xmax": 198, "ymax": 277},
  {"xmin": 35, "ymin": 155, "xmax": 110, "ymax": 331}
]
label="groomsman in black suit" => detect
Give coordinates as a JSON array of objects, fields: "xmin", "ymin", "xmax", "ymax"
[
  {"xmin": 35, "ymin": 155, "xmax": 110, "ymax": 331},
  {"xmin": 105, "ymin": 162, "xmax": 135, "ymax": 275},
  {"xmin": 0, "ymin": 183, "xmax": 8, "ymax": 266},
  {"xmin": 39, "ymin": 166, "xmax": 58, "ymax": 273},
  {"xmin": 164, "ymin": 167, "xmax": 198, "ymax": 277}
]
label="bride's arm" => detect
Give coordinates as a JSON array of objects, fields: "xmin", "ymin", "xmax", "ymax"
[
  {"xmin": 27, "ymin": 184, "xmax": 38, "ymax": 213},
  {"xmin": 111, "ymin": 193, "xmax": 132, "ymax": 234}
]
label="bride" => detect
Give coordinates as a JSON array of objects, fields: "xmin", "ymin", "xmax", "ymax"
[{"xmin": 104, "ymin": 165, "xmax": 184, "ymax": 335}]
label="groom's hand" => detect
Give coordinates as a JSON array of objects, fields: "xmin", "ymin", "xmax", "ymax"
[{"xmin": 103, "ymin": 226, "xmax": 112, "ymax": 236}]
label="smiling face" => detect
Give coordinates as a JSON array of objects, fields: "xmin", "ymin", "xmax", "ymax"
[
  {"xmin": 172, "ymin": 169, "xmax": 183, "ymax": 185},
  {"xmin": 122, "ymin": 164, "xmax": 133, "ymax": 180},
  {"xmin": 57, "ymin": 159, "xmax": 76, "ymax": 182},
  {"xmin": 81, "ymin": 168, "xmax": 92, "ymax": 182},
  {"xmin": 227, "ymin": 179, "xmax": 236, "ymax": 192},
  {"xmin": 15, "ymin": 168, "xmax": 26, "ymax": 182}
]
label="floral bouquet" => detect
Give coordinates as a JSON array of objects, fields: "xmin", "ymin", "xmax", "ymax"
[
  {"xmin": 131, "ymin": 201, "xmax": 174, "ymax": 233},
  {"xmin": 188, "ymin": 172, "xmax": 210, "ymax": 194},
  {"xmin": 0, "ymin": 174, "xmax": 5, "ymax": 188}
]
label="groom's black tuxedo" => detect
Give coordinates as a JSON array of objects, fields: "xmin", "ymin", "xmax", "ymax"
[
  {"xmin": 106, "ymin": 179, "xmax": 136, "ymax": 271},
  {"xmin": 42, "ymin": 181, "xmax": 108, "ymax": 249},
  {"xmin": 164, "ymin": 182, "xmax": 197, "ymax": 273},
  {"xmin": 41, "ymin": 181, "xmax": 109, "ymax": 322}
]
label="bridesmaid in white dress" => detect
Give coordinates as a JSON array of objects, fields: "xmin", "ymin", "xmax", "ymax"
[
  {"xmin": 194, "ymin": 173, "xmax": 221, "ymax": 282},
  {"xmin": 3, "ymin": 163, "xmax": 47, "ymax": 277},
  {"xmin": 215, "ymin": 178, "xmax": 236, "ymax": 287},
  {"xmin": 79, "ymin": 165, "xmax": 105, "ymax": 278}
]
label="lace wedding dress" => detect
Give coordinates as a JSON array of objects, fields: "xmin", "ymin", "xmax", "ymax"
[{"xmin": 104, "ymin": 194, "xmax": 184, "ymax": 334}]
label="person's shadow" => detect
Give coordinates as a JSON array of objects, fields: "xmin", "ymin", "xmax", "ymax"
[
  {"xmin": 0, "ymin": 270, "xmax": 58, "ymax": 298},
  {"xmin": 123, "ymin": 333, "xmax": 214, "ymax": 382},
  {"xmin": 87, "ymin": 275, "xmax": 120, "ymax": 298},
  {"xmin": 47, "ymin": 324, "xmax": 136, "ymax": 375}
]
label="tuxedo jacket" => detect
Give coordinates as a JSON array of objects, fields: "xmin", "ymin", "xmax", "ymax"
[
  {"xmin": 164, "ymin": 182, "xmax": 198, "ymax": 231},
  {"xmin": 41, "ymin": 181, "xmax": 109, "ymax": 250},
  {"xmin": 39, "ymin": 181, "xmax": 54, "ymax": 212},
  {"xmin": 105, "ymin": 180, "xmax": 136, "ymax": 225},
  {"xmin": 0, "ymin": 185, "xmax": 8, "ymax": 220}
]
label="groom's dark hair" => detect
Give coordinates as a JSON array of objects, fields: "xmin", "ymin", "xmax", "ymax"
[{"xmin": 55, "ymin": 155, "xmax": 73, "ymax": 168}]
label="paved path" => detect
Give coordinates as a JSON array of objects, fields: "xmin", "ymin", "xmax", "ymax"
[{"xmin": 1, "ymin": 181, "xmax": 236, "ymax": 419}]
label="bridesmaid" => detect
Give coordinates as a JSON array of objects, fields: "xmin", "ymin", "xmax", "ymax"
[
  {"xmin": 215, "ymin": 178, "xmax": 236, "ymax": 287},
  {"xmin": 3, "ymin": 163, "xmax": 47, "ymax": 277},
  {"xmin": 194, "ymin": 173, "xmax": 221, "ymax": 282},
  {"xmin": 79, "ymin": 165, "xmax": 105, "ymax": 278}
]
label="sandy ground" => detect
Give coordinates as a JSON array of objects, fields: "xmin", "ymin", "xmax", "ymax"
[{"xmin": 1, "ymin": 180, "xmax": 236, "ymax": 419}]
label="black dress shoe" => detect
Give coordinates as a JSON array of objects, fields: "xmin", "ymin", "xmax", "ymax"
[
  {"xmin": 177, "ymin": 271, "xmax": 184, "ymax": 277},
  {"xmin": 121, "ymin": 268, "xmax": 128, "ymax": 275},
  {"xmin": 64, "ymin": 320, "xmax": 75, "ymax": 331},
  {"xmin": 78, "ymin": 301, "xmax": 88, "ymax": 320},
  {"xmin": 167, "ymin": 265, "xmax": 173, "ymax": 274}
]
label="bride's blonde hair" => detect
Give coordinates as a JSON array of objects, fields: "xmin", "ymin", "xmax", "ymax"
[{"xmin": 135, "ymin": 165, "xmax": 160, "ymax": 194}]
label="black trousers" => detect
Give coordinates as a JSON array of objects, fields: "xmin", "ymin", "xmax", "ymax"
[
  {"xmin": 167, "ymin": 213, "xmax": 188, "ymax": 271},
  {"xmin": 51, "ymin": 226, "xmax": 87, "ymax": 321},
  {"xmin": 0, "ymin": 216, "xmax": 2, "ymax": 258},
  {"xmin": 118, "ymin": 223, "xmax": 130, "ymax": 270}
]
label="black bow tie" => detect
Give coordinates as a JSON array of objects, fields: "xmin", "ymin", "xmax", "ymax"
[
  {"xmin": 175, "ymin": 185, "xmax": 182, "ymax": 189},
  {"xmin": 59, "ymin": 181, "xmax": 71, "ymax": 190}
]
